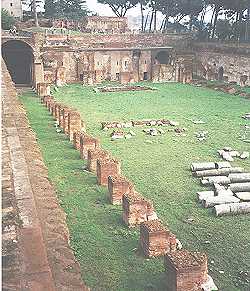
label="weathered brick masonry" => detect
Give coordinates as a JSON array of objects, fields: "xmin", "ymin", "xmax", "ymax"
[
  {"xmin": 164, "ymin": 250, "xmax": 208, "ymax": 291},
  {"xmin": 140, "ymin": 220, "xmax": 177, "ymax": 258},
  {"xmin": 108, "ymin": 175, "xmax": 134, "ymax": 205},
  {"xmin": 87, "ymin": 148, "xmax": 110, "ymax": 173},
  {"xmin": 122, "ymin": 192, "xmax": 157, "ymax": 227},
  {"xmin": 96, "ymin": 158, "xmax": 121, "ymax": 186},
  {"xmin": 2, "ymin": 60, "xmax": 89, "ymax": 291},
  {"xmin": 80, "ymin": 134, "xmax": 100, "ymax": 159}
]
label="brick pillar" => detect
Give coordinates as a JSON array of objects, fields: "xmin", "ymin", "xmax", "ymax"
[
  {"xmin": 53, "ymin": 103, "xmax": 60, "ymax": 121},
  {"xmin": 62, "ymin": 107, "xmax": 71, "ymax": 135},
  {"xmin": 49, "ymin": 100, "xmax": 55, "ymax": 115},
  {"xmin": 140, "ymin": 220, "xmax": 177, "ymax": 258},
  {"xmin": 58, "ymin": 104, "xmax": 64, "ymax": 128},
  {"xmin": 68, "ymin": 111, "xmax": 82, "ymax": 141},
  {"xmin": 122, "ymin": 192, "xmax": 155, "ymax": 227},
  {"xmin": 164, "ymin": 250, "xmax": 208, "ymax": 291},
  {"xmin": 37, "ymin": 82, "xmax": 50, "ymax": 98},
  {"xmin": 96, "ymin": 158, "xmax": 121, "ymax": 186},
  {"xmin": 87, "ymin": 148, "xmax": 109, "ymax": 173},
  {"xmin": 80, "ymin": 134, "xmax": 100, "ymax": 159},
  {"xmin": 46, "ymin": 97, "xmax": 54, "ymax": 112},
  {"xmin": 43, "ymin": 95, "xmax": 51, "ymax": 106},
  {"xmin": 108, "ymin": 175, "xmax": 134, "ymax": 205},
  {"xmin": 73, "ymin": 131, "xmax": 81, "ymax": 150}
]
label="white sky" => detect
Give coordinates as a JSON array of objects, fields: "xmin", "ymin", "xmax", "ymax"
[{"xmin": 86, "ymin": 0, "xmax": 142, "ymax": 17}]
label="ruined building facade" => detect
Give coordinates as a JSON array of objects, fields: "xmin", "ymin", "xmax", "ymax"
[{"xmin": 1, "ymin": 30, "xmax": 250, "ymax": 88}]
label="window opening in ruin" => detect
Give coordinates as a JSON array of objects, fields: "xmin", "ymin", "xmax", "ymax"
[
  {"xmin": 145, "ymin": 60, "xmax": 147, "ymax": 64},
  {"xmin": 117, "ymin": 61, "xmax": 119, "ymax": 66},
  {"xmin": 80, "ymin": 73, "xmax": 84, "ymax": 81},
  {"xmin": 218, "ymin": 66, "xmax": 224, "ymax": 81},
  {"xmin": 116, "ymin": 73, "xmax": 120, "ymax": 81},
  {"xmin": 10, "ymin": 3, "xmax": 13, "ymax": 6},
  {"xmin": 143, "ymin": 72, "xmax": 148, "ymax": 80},
  {"xmin": 155, "ymin": 51, "xmax": 170, "ymax": 65}
]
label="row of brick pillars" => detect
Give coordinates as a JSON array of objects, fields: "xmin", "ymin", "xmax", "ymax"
[{"xmin": 37, "ymin": 87, "xmax": 210, "ymax": 291}]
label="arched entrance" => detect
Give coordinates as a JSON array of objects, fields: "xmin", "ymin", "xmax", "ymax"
[{"xmin": 2, "ymin": 40, "xmax": 33, "ymax": 85}]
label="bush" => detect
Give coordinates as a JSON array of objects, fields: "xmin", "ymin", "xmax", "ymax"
[{"xmin": 1, "ymin": 9, "xmax": 16, "ymax": 30}]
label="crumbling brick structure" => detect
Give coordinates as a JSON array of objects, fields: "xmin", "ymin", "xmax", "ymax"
[
  {"xmin": 87, "ymin": 148, "xmax": 110, "ymax": 173},
  {"xmin": 62, "ymin": 107, "xmax": 71, "ymax": 135},
  {"xmin": 37, "ymin": 82, "xmax": 50, "ymax": 98},
  {"xmin": 96, "ymin": 158, "xmax": 121, "ymax": 186},
  {"xmin": 122, "ymin": 192, "xmax": 158, "ymax": 227},
  {"xmin": 80, "ymin": 134, "xmax": 100, "ymax": 159},
  {"xmin": 140, "ymin": 219, "xmax": 177, "ymax": 258},
  {"xmin": 164, "ymin": 250, "xmax": 208, "ymax": 291},
  {"xmin": 68, "ymin": 110, "xmax": 82, "ymax": 141},
  {"xmin": 108, "ymin": 175, "xmax": 134, "ymax": 205},
  {"xmin": 52, "ymin": 102, "xmax": 60, "ymax": 121},
  {"xmin": 73, "ymin": 131, "xmax": 81, "ymax": 150}
]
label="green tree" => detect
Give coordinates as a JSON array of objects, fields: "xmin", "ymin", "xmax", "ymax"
[
  {"xmin": 44, "ymin": 0, "xmax": 89, "ymax": 20},
  {"xmin": 97, "ymin": 0, "xmax": 138, "ymax": 17},
  {"xmin": 1, "ymin": 9, "xmax": 16, "ymax": 30}
]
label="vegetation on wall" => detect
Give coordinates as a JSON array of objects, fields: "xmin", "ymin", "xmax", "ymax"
[{"xmin": 1, "ymin": 9, "xmax": 16, "ymax": 30}]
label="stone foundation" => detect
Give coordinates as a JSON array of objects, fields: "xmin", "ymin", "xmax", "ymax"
[
  {"xmin": 140, "ymin": 220, "xmax": 176, "ymax": 258},
  {"xmin": 68, "ymin": 111, "xmax": 82, "ymax": 141},
  {"xmin": 122, "ymin": 192, "xmax": 157, "ymax": 227},
  {"xmin": 164, "ymin": 250, "xmax": 208, "ymax": 291},
  {"xmin": 80, "ymin": 134, "xmax": 100, "ymax": 159},
  {"xmin": 108, "ymin": 175, "xmax": 134, "ymax": 205},
  {"xmin": 96, "ymin": 158, "xmax": 121, "ymax": 186},
  {"xmin": 87, "ymin": 148, "xmax": 110, "ymax": 173}
]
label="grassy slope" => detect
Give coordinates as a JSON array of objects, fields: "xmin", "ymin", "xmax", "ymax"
[{"xmin": 20, "ymin": 82, "xmax": 250, "ymax": 291}]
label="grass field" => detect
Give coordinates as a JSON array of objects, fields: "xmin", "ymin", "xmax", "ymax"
[{"xmin": 20, "ymin": 82, "xmax": 250, "ymax": 291}]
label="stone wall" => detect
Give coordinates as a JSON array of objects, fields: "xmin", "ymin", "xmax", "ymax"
[{"xmin": 194, "ymin": 42, "xmax": 250, "ymax": 85}]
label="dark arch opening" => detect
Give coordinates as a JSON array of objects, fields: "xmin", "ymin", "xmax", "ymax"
[
  {"xmin": 2, "ymin": 40, "xmax": 33, "ymax": 85},
  {"xmin": 218, "ymin": 66, "xmax": 224, "ymax": 81},
  {"xmin": 155, "ymin": 51, "xmax": 170, "ymax": 65}
]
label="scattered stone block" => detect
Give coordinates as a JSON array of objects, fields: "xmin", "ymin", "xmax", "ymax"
[
  {"xmin": 87, "ymin": 148, "xmax": 110, "ymax": 173},
  {"xmin": 122, "ymin": 192, "xmax": 157, "ymax": 227},
  {"xmin": 164, "ymin": 250, "xmax": 208, "ymax": 291},
  {"xmin": 140, "ymin": 219, "xmax": 177, "ymax": 258},
  {"xmin": 80, "ymin": 134, "xmax": 100, "ymax": 160},
  {"xmin": 96, "ymin": 158, "xmax": 121, "ymax": 186},
  {"xmin": 108, "ymin": 175, "xmax": 134, "ymax": 205}
]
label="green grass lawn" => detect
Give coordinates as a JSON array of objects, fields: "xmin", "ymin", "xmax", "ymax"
[{"xmin": 20, "ymin": 82, "xmax": 250, "ymax": 291}]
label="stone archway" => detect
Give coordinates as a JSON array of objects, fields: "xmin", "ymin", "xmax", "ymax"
[{"xmin": 2, "ymin": 40, "xmax": 34, "ymax": 85}]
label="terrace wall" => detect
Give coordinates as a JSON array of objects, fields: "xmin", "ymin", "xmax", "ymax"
[{"xmin": 194, "ymin": 42, "xmax": 250, "ymax": 85}]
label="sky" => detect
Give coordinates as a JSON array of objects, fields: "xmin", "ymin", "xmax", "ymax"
[{"xmin": 86, "ymin": 0, "xmax": 141, "ymax": 17}]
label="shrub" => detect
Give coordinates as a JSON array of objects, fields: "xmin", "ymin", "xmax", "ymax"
[{"xmin": 1, "ymin": 9, "xmax": 16, "ymax": 30}]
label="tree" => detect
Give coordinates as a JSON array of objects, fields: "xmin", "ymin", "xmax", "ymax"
[
  {"xmin": 97, "ymin": 0, "xmax": 138, "ymax": 17},
  {"xmin": 1, "ymin": 9, "xmax": 15, "ymax": 30},
  {"xmin": 44, "ymin": 0, "xmax": 89, "ymax": 20},
  {"xmin": 22, "ymin": 0, "xmax": 43, "ymax": 26}
]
